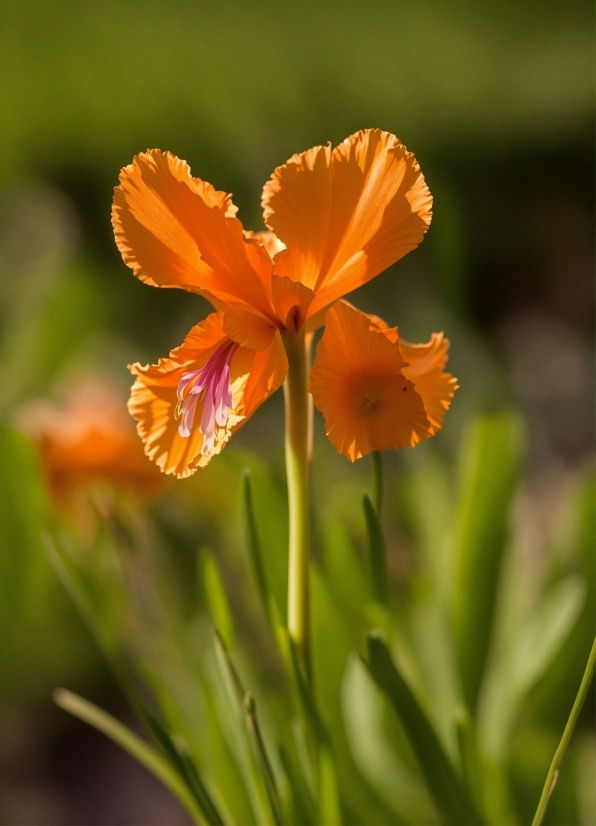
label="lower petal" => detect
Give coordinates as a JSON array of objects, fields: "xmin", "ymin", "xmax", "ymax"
[
  {"xmin": 128, "ymin": 313, "xmax": 287, "ymax": 477},
  {"xmin": 400, "ymin": 335, "xmax": 458, "ymax": 433},
  {"xmin": 309, "ymin": 302, "xmax": 430, "ymax": 461}
]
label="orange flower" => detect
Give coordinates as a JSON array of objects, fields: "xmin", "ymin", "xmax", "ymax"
[
  {"xmin": 308, "ymin": 302, "xmax": 458, "ymax": 461},
  {"xmin": 113, "ymin": 129, "xmax": 433, "ymax": 476},
  {"xmin": 18, "ymin": 378, "xmax": 163, "ymax": 504}
]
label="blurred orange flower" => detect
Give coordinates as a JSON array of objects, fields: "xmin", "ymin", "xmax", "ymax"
[
  {"xmin": 19, "ymin": 378, "xmax": 163, "ymax": 504},
  {"xmin": 308, "ymin": 302, "xmax": 458, "ymax": 460},
  {"xmin": 113, "ymin": 129, "xmax": 434, "ymax": 476}
]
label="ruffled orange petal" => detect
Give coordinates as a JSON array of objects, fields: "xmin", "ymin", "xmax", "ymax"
[
  {"xmin": 308, "ymin": 302, "xmax": 430, "ymax": 461},
  {"xmin": 113, "ymin": 150, "xmax": 275, "ymax": 318},
  {"xmin": 345, "ymin": 305, "xmax": 458, "ymax": 434},
  {"xmin": 245, "ymin": 229, "xmax": 286, "ymax": 259},
  {"xmin": 128, "ymin": 313, "xmax": 287, "ymax": 478},
  {"xmin": 399, "ymin": 335, "xmax": 458, "ymax": 434},
  {"xmin": 263, "ymin": 129, "xmax": 432, "ymax": 317}
]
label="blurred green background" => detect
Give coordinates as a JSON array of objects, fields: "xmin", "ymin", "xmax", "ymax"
[{"xmin": 0, "ymin": 1, "xmax": 593, "ymax": 823}]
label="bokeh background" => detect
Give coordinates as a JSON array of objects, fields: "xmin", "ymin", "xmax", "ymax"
[{"xmin": 0, "ymin": 1, "xmax": 594, "ymax": 823}]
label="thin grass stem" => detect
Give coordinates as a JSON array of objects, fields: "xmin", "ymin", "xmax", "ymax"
[
  {"xmin": 532, "ymin": 637, "xmax": 596, "ymax": 826},
  {"xmin": 372, "ymin": 451, "xmax": 383, "ymax": 516}
]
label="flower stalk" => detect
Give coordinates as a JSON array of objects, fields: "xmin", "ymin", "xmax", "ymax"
[
  {"xmin": 532, "ymin": 636, "xmax": 596, "ymax": 826},
  {"xmin": 282, "ymin": 329, "xmax": 312, "ymax": 682}
]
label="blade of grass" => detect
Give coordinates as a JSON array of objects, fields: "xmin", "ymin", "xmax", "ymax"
[
  {"xmin": 532, "ymin": 637, "xmax": 596, "ymax": 826},
  {"xmin": 341, "ymin": 653, "xmax": 436, "ymax": 823},
  {"xmin": 318, "ymin": 743, "xmax": 341, "ymax": 826},
  {"xmin": 451, "ymin": 413, "xmax": 521, "ymax": 712},
  {"xmin": 244, "ymin": 692, "xmax": 283, "ymax": 825},
  {"xmin": 136, "ymin": 702, "xmax": 225, "ymax": 826},
  {"xmin": 277, "ymin": 740, "xmax": 316, "ymax": 825},
  {"xmin": 363, "ymin": 494, "xmax": 389, "ymax": 605},
  {"xmin": 54, "ymin": 689, "xmax": 204, "ymax": 824},
  {"xmin": 242, "ymin": 469, "xmax": 272, "ymax": 623},
  {"xmin": 200, "ymin": 549, "xmax": 234, "ymax": 650},
  {"xmin": 365, "ymin": 632, "xmax": 482, "ymax": 826},
  {"xmin": 288, "ymin": 640, "xmax": 342, "ymax": 824},
  {"xmin": 201, "ymin": 676, "xmax": 257, "ymax": 825},
  {"xmin": 372, "ymin": 451, "xmax": 384, "ymax": 517},
  {"xmin": 211, "ymin": 628, "xmax": 281, "ymax": 825},
  {"xmin": 455, "ymin": 706, "xmax": 485, "ymax": 819}
]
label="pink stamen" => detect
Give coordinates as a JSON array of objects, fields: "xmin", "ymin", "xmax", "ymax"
[{"xmin": 176, "ymin": 340, "xmax": 239, "ymax": 454}]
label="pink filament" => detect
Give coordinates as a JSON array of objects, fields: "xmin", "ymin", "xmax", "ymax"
[{"xmin": 176, "ymin": 340, "xmax": 239, "ymax": 455}]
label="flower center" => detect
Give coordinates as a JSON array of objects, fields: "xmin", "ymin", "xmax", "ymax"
[
  {"xmin": 176, "ymin": 340, "xmax": 239, "ymax": 455},
  {"xmin": 359, "ymin": 391, "xmax": 381, "ymax": 416}
]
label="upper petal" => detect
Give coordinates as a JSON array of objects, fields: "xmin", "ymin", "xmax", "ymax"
[
  {"xmin": 308, "ymin": 301, "xmax": 430, "ymax": 461},
  {"xmin": 128, "ymin": 313, "xmax": 287, "ymax": 477},
  {"xmin": 244, "ymin": 229, "xmax": 286, "ymax": 259},
  {"xmin": 113, "ymin": 150, "xmax": 275, "ymax": 318},
  {"xmin": 262, "ymin": 129, "xmax": 432, "ymax": 315}
]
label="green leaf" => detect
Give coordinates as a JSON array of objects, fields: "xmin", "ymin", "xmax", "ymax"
[
  {"xmin": 398, "ymin": 448, "xmax": 453, "ymax": 601},
  {"xmin": 211, "ymin": 628, "xmax": 281, "ymax": 825},
  {"xmin": 244, "ymin": 692, "xmax": 283, "ymax": 825},
  {"xmin": 363, "ymin": 494, "xmax": 389, "ymax": 605},
  {"xmin": 242, "ymin": 469, "xmax": 270, "ymax": 617},
  {"xmin": 365, "ymin": 632, "xmax": 481, "ymax": 826},
  {"xmin": 236, "ymin": 459, "xmax": 288, "ymax": 619},
  {"xmin": 341, "ymin": 653, "xmax": 435, "ymax": 823},
  {"xmin": 451, "ymin": 413, "xmax": 521, "ymax": 712},
  {"xmin": 54, "ymin": 689, "xmax": 204, "ymax": 825},
  {"xmin": 200, "ymin": 549, "xmax": 234, "ymax": 650},
  {"xmin": 455, "ymin": 706, "xmax": 486, "ymax": 819},
  {"xmin": 277, "ymin": 738, "xmax": 317, "ymax": 825},
  {"xmin": 529, "ymin": 471, "xmax": 596, "ymax": 729},
  {"xmin": 288, "ymin": 638, "xmax": 329, "ymax": 749},
  {"xmin": 136, "ymin": 702, "xmax": 225, "ymax": 826},
  {"xmin": 480, "ymin": 575, "xmax": 586, "ymax": 760},
  {"xmin": 201, "ymin": 677, "xmax": 257, "ymax": 826},
  {"xmin": 0, "ymin": 425, "xmax": 47, "ymax": 623},
  {"xmin": 46, "ymin": 528, "xmax": 133, "ymax": 676},
  {"xmin": 514, "ymin": 576, "xmax": 585, "ymax": 693},
  {"xmin": 0, "ymin": 426, "xmax": 101, "ymax": 704},
  {"xmin": 320, "ymin": 516, "xmax": 369, "ymax": 630},
  {"xmin": 318, "ymin": 743, "xmax": 341, "ymax": 826},
  {"xmin": 287, "ymin": 639, "xmax": 342, "ymax": 824},
  {"xmin": 371, "ymin": 451, "xmax": 384, "ymax": 517}
]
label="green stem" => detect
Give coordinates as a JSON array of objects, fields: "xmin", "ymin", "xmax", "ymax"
[
  {"xmin": 532, "ymin": 637, "xmax": 596, "ymax": 826},
  {"xmin": 372, "ymin": 451, "xmax": 383, "ymax": 517},
  {"xmin": 282, "ymin": 330, "xmax": 312, "ymax": 682}
]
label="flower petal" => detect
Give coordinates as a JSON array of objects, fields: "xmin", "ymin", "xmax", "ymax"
[
  {"xmin": 244, "ymin": 229, "xmax": 286, "ymax": 258},
  {"xmin": 223, "ymin": 310, "xmax": 278, "ymax": 350},
  {"xmin": 309, "ymin": 301, "xmax": 430, "ymax": 461},
  {"xmin": 243, "ymin": 331, "xmax": 288, "ymax": 417},
  {"xmin": 400, "ymin": 334, "xmax": 458, "ymax": 434},
  {"xmin": 271, "ymin": 272, "xmax": 316, "ymax": 331},
  {"xmin": 128, "ymin": 313, "xmax": 286, "ymax": 477},
  {"xmin": 113, "ymin": 150, "xmax": 275, "ymax": 318},
  {"xmin": 262, "ymin": 129, "xmax": 432, "ymax": 316}
]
